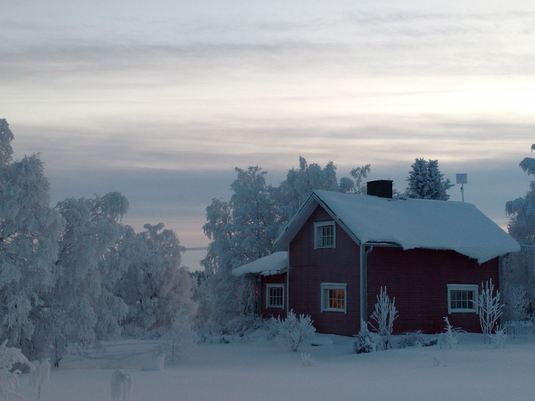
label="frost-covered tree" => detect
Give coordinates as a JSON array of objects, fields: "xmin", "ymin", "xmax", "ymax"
[
  {"xmin": 0, "ymin": 123, "xmax": 64, "ymax": 357},
  {"xmin": 475, "ymin": 279, "xmax": 504, "ymax": 343},
  {"xmin": 340, "ymin": 164, "xmax": 371, "ymax": 194},
  {"xmin": 369, "ymin": 287, "xmax": 398, "ymax": 349},
  {"xmin": 117, "ymin": 223, "xmax": 195, "ymax": 336},
  {"xmin": 0, "ymin": 120, "xmax": 14, "ymax": 167},
  {"xmin": 406, "ymin": 158, "xmax": 452, "ymax": 200},
  {"xmin": 503, "ymin": 146, "xmax": 535, "ymax": 317},
  {"xmin": 159, "ymin": 309, "xmax": 197, "ymax": 364},
  {"xmin": 272, "ymin": 157, "xmax": 339, "ymax": 223},
  {"xmin": 230, "ymin": 167, "xmax": 278, "ymax": 264},
  {"xmin": 197, "ymin": 168, "xmax": 274, "ymax": 335},
  {"xmin": 506, "ymin": 146, "xmax": 535, "ymax": 243},
  {"xmin": 34, "ymin": 193, "xmax": 128, "ymax": 362},
  {"xmin": 200, "ymin": 199, "xmax": 233, "ymax": 277},
  {"xmin": 272, "ymin": 157, "xmax": 368, "ymax": 224}
]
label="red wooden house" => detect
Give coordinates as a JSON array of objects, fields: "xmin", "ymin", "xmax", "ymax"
[{"xmin": 233, "ymin": 181, "xmax": 520, "ymax": 336}]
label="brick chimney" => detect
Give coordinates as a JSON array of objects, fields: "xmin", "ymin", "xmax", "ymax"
[{"xmin": 367, "ymin": 180, "xmax": 393, "ymax": 199}]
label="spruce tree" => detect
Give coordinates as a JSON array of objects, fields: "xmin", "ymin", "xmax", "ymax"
[{"xmin": 406, "ymin": 158, "xmax": 452, "ymax": 200}]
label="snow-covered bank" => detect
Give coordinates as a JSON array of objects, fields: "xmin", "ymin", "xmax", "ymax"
[{"xmin": 15, "ymin": 334, "xmax": 535, "ymax": 401}]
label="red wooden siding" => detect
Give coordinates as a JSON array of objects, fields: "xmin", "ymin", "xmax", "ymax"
[
  {"xmin": 288, "ymin": 206, "xmax": 361, "ymax": 336},
  {"xmin": 367, "ymin": 247, "xmax": 499, "ymax": 333},
  {"xmin": 261, "ymin": 274, "xmax": 287, "ymax": 319}
]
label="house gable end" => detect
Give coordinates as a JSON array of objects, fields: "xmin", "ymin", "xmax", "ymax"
[{"xmin": 274, "ymin": 192, "xmax": 362, "ymax": 251}]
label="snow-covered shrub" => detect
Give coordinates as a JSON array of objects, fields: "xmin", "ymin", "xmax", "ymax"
[
  {"xmin": 398, "ymin": 331, "xmax": 424, "ymax": 348},
  {"xmin": 432, "ymin": 356, "xmax": 443, "ymax": 367},
  {"xmin": 300, "ymin": 352, "xmax": 313, "ymax": 367},
  {"xmin": 273, "ymin": 311, "xmax": 316, "ymax": 352},
  {"xmin": 503, "ymin": 284, "xmax": 530, "ymax": 322},
  {"xmin": 438, "ymin": 317, "xmax": 463, "ymax": 349},
  {"xmin": 369, "ymin": 287, "xmax": 398, "ymax": 348},
  {"xmin": 491, "ymin": 326, "xmax": 507, "ymax": 349},
  {"xmin": 30, "ymin": 359, "xmax": 50, "ymax": 401},
  {"xmin": 397, "ymin": 331, "xmax": 438, "ymax": 349},
  {"xmin": 504, "ymin": 319, "xmax": 535, "ymax": 336},
  {"xmin": 0, "ymin": 340, "xmax": 33, "ymax": 401},
  {"xmin": 264, "ymin": 317, "xmax": 281, "ymax": 341},
  {"xmin": 475, "ymin": 279, "xmax": 504, "ymax": 343},
  {"xmin": 111, "ymin": 369, "xmax": 132, "ymax": 401},
  {"xmin": 353, "ymin": 321, "xmax": 377, "ymax": 354},
  {"xmin": 159, "ymin": 311, "xmax": 197, "ymax": 365}
]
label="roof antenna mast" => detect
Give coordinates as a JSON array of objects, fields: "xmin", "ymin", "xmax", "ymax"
[{"xmin": 456, "ymin": 173, "xmax": 468, "ymax": 202}]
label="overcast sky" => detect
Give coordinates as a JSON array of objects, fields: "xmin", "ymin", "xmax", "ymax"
[{"xmin": 1, "ymin": 0, "xmax": 534, "ymax": 269}]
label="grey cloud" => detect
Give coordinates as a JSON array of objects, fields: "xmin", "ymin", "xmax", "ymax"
[{"xmin": 2, "ymin": 7, "xmax": 534, "ymax": 82}]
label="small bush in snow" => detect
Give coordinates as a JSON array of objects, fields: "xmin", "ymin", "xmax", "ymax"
[
  {"xmin": 438, "ymin": 317, "xmax": 463, "ymax": 349},
  {"xmin": 159, "ymin": 312, "xmax": 197, "ymax": 365},
  {"xmin": 491, "ymin": 326, "xmax": 507, "ymax": 349},
  {"xmin": 432, "ymin": 356, "xmax": 443, "ymax": 367},
  {"xmin": 398, "ymin": 331, "xmax": 425, "ymax": 348},
  {"xmin": 369, "ymin": 287, "xmax": 398, "ymax": 349},
  {"xmin": 398, "ymin": 330, "xmax": 435, "ymax": 349},
  {"xmin": 265, "ymin": 318, "xmax": 281, "ymax": 341},
  {"xmin": 111, "ymin": 369, "xmax": 132, "ymax": 401},
  {"xmin": 353, "ymin": 321, "xmax": 377, "ymax": 354},
  {"xmin": 475, "ymin": 279, "xmax": 504, "ymax": 343},
  {"xmin": 30, "ymin": 359, "xmax": 51, "ymax": 401},
  {"xmin": 0, "ymin": 340, "xmax": 33, "ymax": 401},
  {"xmin": 300, "ymin": 352, "xmax": 313, "ymax": 367},
  {"xmin": 504, "ymin": 319, "xmax": 534, "ymax": 336},
  {"xmin": 273, "ymin": 311, "xmax": 316, "ymax": 352}
]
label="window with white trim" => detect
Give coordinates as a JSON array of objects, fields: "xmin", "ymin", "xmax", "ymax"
[
  {"xmin": 314, "ymin": 221, "xmax": 336, "ymax": 249},
  {"xmin": 320, "ymin": 283, "xmax": 347, "ymax": 313},
  {"xmin": 266, "ymin": 284, "xmax": 284, "ymax": 309},
  {"xmin": 447, "ymin": 284, "xmax": 478, "ymax": 313}
]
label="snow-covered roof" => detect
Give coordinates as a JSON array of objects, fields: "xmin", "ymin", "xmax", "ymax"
[
  {"xmin": 232, "ymin": 251, "xmax": 288, "ymax": 277},
  {"xmin": 275, "ymin": 191, "xmax": 520, "ymax": 264}
]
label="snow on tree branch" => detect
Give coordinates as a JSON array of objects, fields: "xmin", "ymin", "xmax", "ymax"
[
  {"xmin": 369, "ymin": 287, "xmax": 398, "ymax": 349},
  {"xmin": 475, "ymin": 279, "xmax": 504, "ymax": 343}
]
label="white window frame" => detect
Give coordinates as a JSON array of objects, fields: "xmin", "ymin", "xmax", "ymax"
[
  {"xmin": 314, "ymin": 221, "xmax": 336, "ymax": 249},
  {"xmin": 266, "ymin": 284, "xmax": 285, "ymax": 309},
  {"xmin": 320, "ymin": 283, "xmax": 347, "ymax": 313},
  {"xmin": 447, "ymin": 284, "xmax": 478, "ymax": 314}
]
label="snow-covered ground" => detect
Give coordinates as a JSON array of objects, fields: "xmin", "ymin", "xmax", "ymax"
[{"xmin": 17, "ymin": 334, "xmax": 535, "ymax": 401}]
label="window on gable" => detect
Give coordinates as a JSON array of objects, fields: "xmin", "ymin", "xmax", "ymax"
[
  {"xmin": 320, "ymin": 283, "xmax": 347, "ymax": 313},
  {"xmin": 447, "ymin": 284, "xmax": 478, "ymax": 313},
  {"xmin": 266, "ymin": 284, "xmax": 284, "ymax": 309},
  {"xmin": 314, "ymin": 221, "xmax": 336, "ymax": 249}
]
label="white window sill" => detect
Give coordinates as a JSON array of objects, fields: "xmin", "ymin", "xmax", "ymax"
[
  {"xmin": 321, "ymin": 308, "xmax": 346, "ymax": 313},
  {"xmin": 266, "ymin": 304, "xmax": 284, "ymax": 309},
  {"xmin": 449, "ymin": 309, "xmax": 477, "ymax": 314}
]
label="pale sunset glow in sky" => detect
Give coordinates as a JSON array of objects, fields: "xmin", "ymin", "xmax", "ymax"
[{"xmin": 1, "ymin": 0, "xmax": 534, "ymax": 268}]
